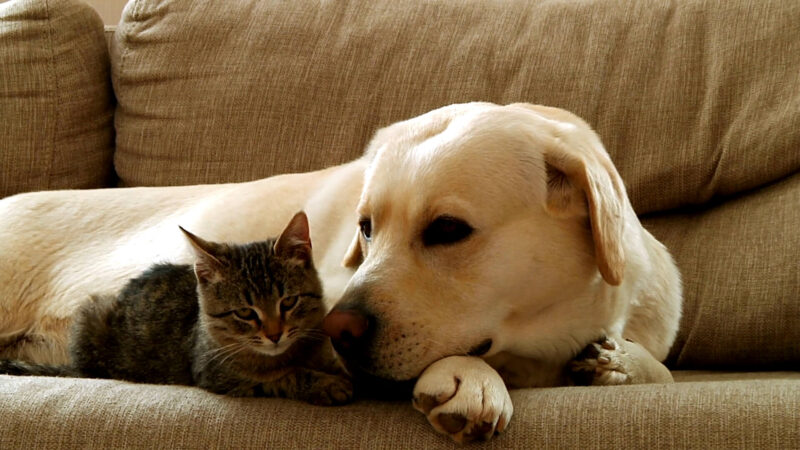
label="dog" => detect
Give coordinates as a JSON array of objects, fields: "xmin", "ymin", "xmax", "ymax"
[
  {"xmin": 321, "ymin": 102, "xmax": 681, "ymax": 442},
  {"xmin": 0, "ymin": 102, "xmax": 681, "ymax": 443}
]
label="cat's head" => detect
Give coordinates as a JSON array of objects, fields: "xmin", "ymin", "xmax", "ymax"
[{"xmin": 180, "ymin": 212, "xmax": 325, "ymax": 358}]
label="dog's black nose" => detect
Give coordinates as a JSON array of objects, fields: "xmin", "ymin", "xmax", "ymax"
[{"xmin": 322, "ymin": 308, "xmax": 372, "ymax": 355}]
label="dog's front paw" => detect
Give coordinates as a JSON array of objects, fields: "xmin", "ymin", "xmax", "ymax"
[
  {"xmin": 412, "ymin": 356, "xmax": 512, "ymax": 443},
  {"xmin": 569, "ymin": 336, "xmax": 631, "ymax": 386}
]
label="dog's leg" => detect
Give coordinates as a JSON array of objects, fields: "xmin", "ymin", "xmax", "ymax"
[
  {"xmin": 568, "ymin": 336, "xmax": 673, "ymax": 385},
  {"xmin": 412, "ymin": 355, "xmax": 513, "ymax": 443},
  {"xmin": 0, "ymin": 317, "xmax": 72, "ymax": 365}
]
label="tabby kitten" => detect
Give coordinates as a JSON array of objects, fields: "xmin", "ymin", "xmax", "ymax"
[{"xmin": 0, "ymin": 212, "xmax": 352, "ymax": 406}]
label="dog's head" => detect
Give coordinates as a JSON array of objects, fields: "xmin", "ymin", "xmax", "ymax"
[{"xmin": 324, "ymin": 102, "xmax": 634, "ymax": 381}]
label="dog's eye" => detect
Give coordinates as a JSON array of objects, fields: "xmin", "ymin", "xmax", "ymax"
[
  {"xmin": 359, "ymin": 218, "xmax": 372, "ymax": 241},
  {"xmin": 423, "ymin": 216, "xmax": 473, "ymax": 247}
]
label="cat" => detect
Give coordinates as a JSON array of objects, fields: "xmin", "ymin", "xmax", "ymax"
[{"xmin": 0, "ymin": 211, "xmax": 353, "ymax": 406}]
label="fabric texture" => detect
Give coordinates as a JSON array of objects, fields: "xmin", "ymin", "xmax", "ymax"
[
  {"xmin": 1, "ymin": 373, "xmax": 798, "ymax": 449},
  {"xmin": 111, "ymin": 0, "xmax": 800, "ymax": 214},
  {"xmin": 0, "ymin": 0, "xmax": 114, "ymax": 198},
  {"xmin": 643, "ymin": 173, "xmax": 800, "ymax": 369}
]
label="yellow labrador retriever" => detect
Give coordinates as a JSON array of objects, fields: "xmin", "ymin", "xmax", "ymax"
[{"xmin": 0, "ymin": 103, "xmax": 680, "ymax": 443}]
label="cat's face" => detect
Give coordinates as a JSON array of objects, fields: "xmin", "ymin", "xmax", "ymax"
[
  {"xmin": 199, "ymin": 260, "xmax": 324, "ymax": 357},
  {"xmin": 182, "ymin": 212, "xmax": 325, "ymax": 358}
]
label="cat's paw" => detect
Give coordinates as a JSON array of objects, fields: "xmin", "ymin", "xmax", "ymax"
[
  {"xmin": 569, "ymin": 336, "xmax": 631, "ymax": 386},
  {"xmin": 304, "ymin": 373, "xmax": 354, "ymax": 406}
]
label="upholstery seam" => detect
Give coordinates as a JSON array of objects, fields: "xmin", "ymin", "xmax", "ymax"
[
  {"xmin": 43, "ymin": 0, "xmax": 60, "ymax": 189},
  {"xmin": 113, "ymin": 0, "xmax": 143, "ymax": 184}
]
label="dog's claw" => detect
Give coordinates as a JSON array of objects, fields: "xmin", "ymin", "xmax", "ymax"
[
  {"xmin": 569, "ymin": 336, "xmax": 631, "ymax": 386},
  {"xmin": 601, "ymin": 339, "xmax": 616, "ymax": 350}
]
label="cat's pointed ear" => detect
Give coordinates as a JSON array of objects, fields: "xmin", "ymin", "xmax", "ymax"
[
  {"xmin": 274, "ymin": 211, "xmax": 313, "ymax": 266},
  {"xmin": 179, "ymin": 226, "xmax": 225, "ymax": 283}
]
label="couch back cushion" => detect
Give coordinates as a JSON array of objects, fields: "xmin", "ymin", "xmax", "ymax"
[
  {"xmin": 111, "ymin": 0, "xmax": 800, "ymax": 368},
  {"xmin": 0, "ymin": 0, "xmax": 114, "ymax": 198},
  {"xmin": 112, "ymin": 0, "xmax": 799, "ymax": 212},
  {"xmin": 644, "ymin": 173, "xmax": 800, "ymax": 369}
]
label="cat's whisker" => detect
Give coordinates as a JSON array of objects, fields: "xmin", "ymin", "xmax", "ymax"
[
  {"xmin": 289, "ymin": 328, "xmax": 327, "ymax": 337},
  {"xmin": 201, "ymin": 342, "xmax": 248, "ymax": 368},
  {"xmin": 305, "ymin": 329, "xmax": 329, "ymax": 335},
  {"xmin": 297, "ymin": 330, "xmax": 327, "ymax": 337},
  {"xmin": 204, "ymin": 341, "xmax": 240, "ymax": 354},
  {"xmin": 208, "ymin": 343, "xmax": 246, "ymax": 366},
  {"xmin": 217, "ymin": 345, "xmax": 248, "ymax": 367},
  {"xmin": 200, "ymin": 342, "xmax": 241, "ymax": 360},
  {"xmin": 287, "ymin": 332, "xmax": 310, "ymax": 341},
  {"xmin": 293, "ymin": 333, "xmax": 329, "ymax": 343}
]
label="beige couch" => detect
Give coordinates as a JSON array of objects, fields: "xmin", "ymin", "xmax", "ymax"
[{"xmin": 1, "ymin": 0, "xmax": 798, "ymax": 447}]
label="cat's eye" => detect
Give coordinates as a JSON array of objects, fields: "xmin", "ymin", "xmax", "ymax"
[
  {"xmin": 234, "ymin": 307, "xmax": 258, "ymax": 321},
  {"xmin": 422, "ymin": 215, "xmax": 474, "ymax": 247},
  {"xmin": 280, "ymin": 296, "xmax": 298, "ymax": 312},
  {"xmin": 359, "ymin": 218, "xmax": 372, "ymax": 241}
]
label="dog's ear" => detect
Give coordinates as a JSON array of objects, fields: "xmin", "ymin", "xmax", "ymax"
[
  {"xmin": 543, "ymin": 139, "xmax": 626, "ymax": 286},
  {"xmin": 510, "ymin": 103, "xmax": 628, "ymax": 286},
  {"xmin": 342, "ymin": 228, "xmax": 363, "ymax": 268}
]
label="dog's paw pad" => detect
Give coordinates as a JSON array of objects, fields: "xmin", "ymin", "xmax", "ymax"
[
  {"xmin": 569, "ymin": 336, "xmax": 631, "ymax": 386},
  {"xmin": 413, "ymin": 392, "xmax": 448, "ymax": 415},
  {"xmin": 437, "ymin": 413, "xmax": 468, "ymax": 434},
  {"xmin": 464, "ymin": 421, "xmax": 496, "ymax": 441}
]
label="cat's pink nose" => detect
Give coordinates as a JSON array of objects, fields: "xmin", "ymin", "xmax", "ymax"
[{"xmin": 322, "ymin": 309, "xmax": 370, "ymax": 353}]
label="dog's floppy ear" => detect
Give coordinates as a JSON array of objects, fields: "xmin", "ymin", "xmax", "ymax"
[
  {"xmin": 544, "ymin": 139, "xmax": 626, "ymax": 286},
  {"xmin": 512, "ymin": 102, "xmax": 626, "ymax": 286},
  {"xmin": 342, "ymin": 228, "xmax": 363, "ymax": 268}
]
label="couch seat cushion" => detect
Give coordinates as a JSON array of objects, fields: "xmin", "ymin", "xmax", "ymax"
[{"xmin": 1, "ymin": 372, "xmax": 798, "ymax": 448}]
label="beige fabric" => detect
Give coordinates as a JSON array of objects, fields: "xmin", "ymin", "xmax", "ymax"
[
  {"xmin": 673, "ymin": 371, "xmax": 800, "ymax": 383},
  {"xmin": 0, "ymin": 0, "xmax": 114, "ymax": 198},
  {"xmin": 643, "ymin": 172, "xmax": 800, "ymax": 368},
  {"xmin": 0, "ymin": 373, "xmax": 797, "ymax": 449},
  {"xmin": 111, "ymin": 0, "xmax": 800, "ymax": 213},
  {"xmin": 104, "ymin": 25, "xmax": 115, "ymax": 55}
]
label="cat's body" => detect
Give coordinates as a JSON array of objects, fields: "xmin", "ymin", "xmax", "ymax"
[{"xmin": 0, "ymin": 212, "xmax": 352, "ymax": 406}]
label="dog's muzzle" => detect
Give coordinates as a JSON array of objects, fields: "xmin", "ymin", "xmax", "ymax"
[
  {"xmin": 322, "ymin": 294, "xmax": 380, "ymax": 369},
  {"xmin": 322, "ymin": 308, "xmax": 372, "ymax": 355},
  {"xmin": 322, "ymin": 305, "xmax": 417, "ymax": 398}
]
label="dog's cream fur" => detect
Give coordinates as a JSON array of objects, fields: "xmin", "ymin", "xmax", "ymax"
[{"xmin": 0, "ymin": 103, "xmax": 681, "ymax": 443}]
